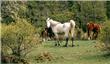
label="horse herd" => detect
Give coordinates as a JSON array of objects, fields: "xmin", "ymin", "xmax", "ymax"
[{"xmin": 40, "ymin": 18, "xmax": 101, "ymax": 47}]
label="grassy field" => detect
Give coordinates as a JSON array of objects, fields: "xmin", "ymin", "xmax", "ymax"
[{"xmin": 27, "ymin": 40, "xmax": 110, "ymax": 64}]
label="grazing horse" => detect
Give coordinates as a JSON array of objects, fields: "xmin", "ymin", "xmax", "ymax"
[
  {"xmin": 40, "ymin": 27, "xmax": 48, "ymax": 42},
  {"xmin": 40, "ymin": 27, "xmax": 55, "ymax": 42},
  {"xmin": 47, "ymin": 27, "xmax": 55, "ymax": 40},
  {"xmin": 87, "ymin": 22, "xmax": 101, "ymax": 40},
  {"xmin": 46, "ymin": 18, "xmax": 75, "ymax": 47}
]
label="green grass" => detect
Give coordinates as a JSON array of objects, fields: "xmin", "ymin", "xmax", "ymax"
[{"xmin": 27, "ymin": 40, "xmax": 110, "ymax": 64}]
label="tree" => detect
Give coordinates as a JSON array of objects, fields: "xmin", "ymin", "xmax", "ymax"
[
  {"xmin": 1, "ymin": 1, "xmax": 108, "ymax": 31},
  {"xmin": 72, "ymin": 1, "xmax": 107, "ymax": 32}
]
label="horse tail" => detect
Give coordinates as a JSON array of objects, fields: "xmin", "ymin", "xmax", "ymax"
[
  {"xmin": 69, "ymin": 20, "xmax": 75, "ymax": 36},
  {"xmin": 70, "ymin": 20, "xmax": 75, "ymax": 28}
]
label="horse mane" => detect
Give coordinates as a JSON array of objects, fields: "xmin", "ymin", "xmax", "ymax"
[{"xmin": 49, "ymin": 19, "xmax": 61, "ymax": 26}]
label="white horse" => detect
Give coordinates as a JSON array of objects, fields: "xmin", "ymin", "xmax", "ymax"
[{"xmin": 46, "ymin": 18, "xmax": 76, "ymax": 47}]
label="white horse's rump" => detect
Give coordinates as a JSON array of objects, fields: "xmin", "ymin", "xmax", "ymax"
[{"xmin": 46, "ymin": 18, "xmax": 75, "ymax": 47}]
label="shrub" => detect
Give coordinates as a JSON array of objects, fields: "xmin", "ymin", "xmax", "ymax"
[
  {"xmin": 35, "ymin": 51, "xmax": 53, "ymax": 63},
  {"xmin": 97, "ymin": 21, "xmax": 110, "ymax": 52},
  {"xmin": 1, "ymin": 19, "xmax": 41, "ymax": 62}
]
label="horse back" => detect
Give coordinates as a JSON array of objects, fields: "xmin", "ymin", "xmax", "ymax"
[{"xmin": 87, "ymin": 22, "xmax": 101, "ymax": 32}]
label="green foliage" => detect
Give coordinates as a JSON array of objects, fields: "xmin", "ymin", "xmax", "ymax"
[
  {"xmin": 97, "ymin": 21, "xmax": 110, "ymax": 52},
  {"xmin": 1, "ymin": 19, "xmax": 41, "ymax": 58},
  {"xmin": 1, "ymin": 1, "xmax": 27, "ymax": 24},
  {"xmin": 50, "ymin": 12, "xmax": 74, "ymax": 22},
  {"xmin": 1, "ymin": 1, "xmax": 108, "ymax": 31},
  {"xmin": 26, "ymin": 1, "xmax": 72, "ymax": 27}
]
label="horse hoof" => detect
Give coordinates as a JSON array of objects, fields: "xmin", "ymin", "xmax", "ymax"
[
  {"xmin": 63, "ymin": 45, "xmax": 67, "ymax": 47},
  {"xmin": 88, "ymin": 38, "xmax": 90, "ymax": 40},
  {"xmin": 58, "ymin": 44, "xmax": 60, "ymax": 46},
  {"xmin": 58, "ymin": 45, "xmax": 60, "ymax": 47},
  {"xmin": 55, "ymin": 44, "xmax": 57, "ymax": 46},
  {"xmin": 72, "ymin": 45, "xmax": 75, "ymax": 47}
]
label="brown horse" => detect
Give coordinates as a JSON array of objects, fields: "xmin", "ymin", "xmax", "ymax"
[{"xmin": 87, "ymin": 22, "xmax": 101, "ymax": 40}]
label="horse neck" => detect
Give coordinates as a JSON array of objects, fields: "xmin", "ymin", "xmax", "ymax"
[{"xmin": 50, "ymin": 20, "xmax": 60, "ymax": 27}]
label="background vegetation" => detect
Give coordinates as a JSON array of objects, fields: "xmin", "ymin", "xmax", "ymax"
[
  {"xmin": 1, "ymin": 1, "xmax": 110, "ymax": 31},
  {"xmin": 97, "ymin": 21, "xmax": 110, "ymax": 52}
]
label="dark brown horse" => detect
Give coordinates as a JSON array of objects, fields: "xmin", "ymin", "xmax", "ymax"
[
  {"xmin": 40, "ymin": 27, "xmax": 55, "ymax": 41},
  {"xmin": 87, "ymin": 22, "xmax": 101, "ymax": 40},
  {"xmin": 40, "ymin": 28, "xmax": 48, "ymax": 41}
]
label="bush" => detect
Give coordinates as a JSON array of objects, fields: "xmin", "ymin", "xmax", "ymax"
[
  {"xmin": 1, "ymin": 19, "xmax": 41, "ymax": 61},
  {"xmin": 35, "ymin": 51, "xmax": 53, "ymax": 63},
  {"xmin": 97, "ymin": 21, "xmax": 110, "ymax": 52}
]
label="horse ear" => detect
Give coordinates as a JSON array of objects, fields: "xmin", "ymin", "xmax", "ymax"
[
  {"xmin": 87, "ymin": 23, "xmax": 90, "ymax": 25},
  {"xmin": 47, "ymin": 18, "xmax": 50, "ymax": 21}
]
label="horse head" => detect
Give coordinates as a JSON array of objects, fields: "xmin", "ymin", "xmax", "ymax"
[
  {"xmin": 46, "ymin": 18, "xmax": 51, "ymax": 28},
  {"xmin": 47, "ymin": 18, "xmax": 50, "ymax": 21}
]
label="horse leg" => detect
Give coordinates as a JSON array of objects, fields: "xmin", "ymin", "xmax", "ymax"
[
  {"xmin": 95, "ymin": 31, "xmax": 98, "ymax": 39},
  {"xmin": 43, "ymin": 38, "xmax": 46, "ymax": 42},
  {"xmin": 58, "ymin": 40, "xmax": 60, "ymax": 46},
  {"xmin": 64, "ymin": 37, "xmax": 68, "ymax": 47},
  {"xmin": 56, "ymin": 36, "xmax": 60, "ymax": 46},
  {"xmin": 88, "ymin": 30, "xmax": 91, "ymax": 40},
  {"xmin": 71, "ymin": 37, "xmax": 75, "ymax": 47},
  {"xmin": 54, "ymin": 38, "xmax": 57, "ymax": 46},
  {"xmin": 92, "ymin": 31, "xmax": 95, "ymax": 40},
  {"xmin": 55, "ymin": 33, "xmax": 60, "ymax": 46},
  {"xmin": 54, "ymin": 42, "xmax": 57, "ymax": 46},
  {"xmin": 64, "ymin": 32, "xmax": 69, "ymax": 47}
]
